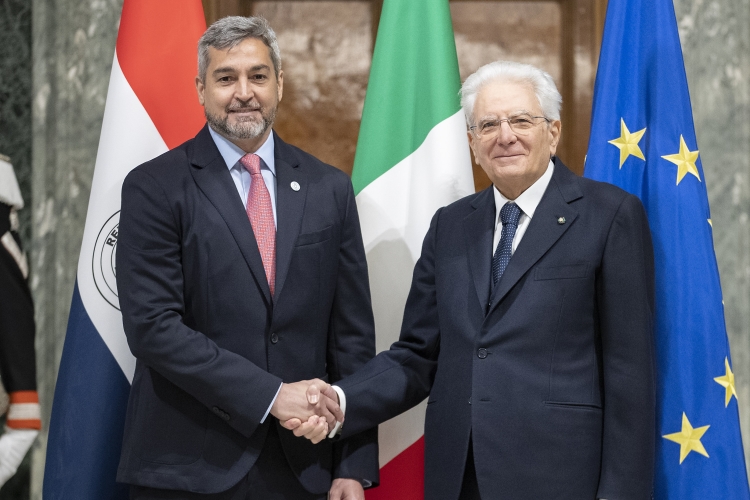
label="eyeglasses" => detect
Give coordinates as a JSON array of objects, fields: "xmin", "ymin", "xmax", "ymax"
[{"xmin": 469, "ymin": 113, "xmax": 550, "ymax": 139}]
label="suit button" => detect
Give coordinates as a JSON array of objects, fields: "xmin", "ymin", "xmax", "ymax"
[
  {"xmin": 212, "ymin": 406, "xmax": 230, "ymax": 420},
  {"xmin": 477, "ymin": 348, "xmax": 487, "ymax": 359},
  {"xmin": 270, "ymin": 332, "xmax": 279, "ymax": 344}
]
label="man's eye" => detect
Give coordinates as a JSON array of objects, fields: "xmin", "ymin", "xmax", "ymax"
[
  {"xmin": 252, "ymin": 74, "xmax": 267, "ymax": 81},
  {"xmin": 511, "ymin": 118, "xmax": 533, "ymax": 126},
  {"xmin": 481, "ymin": 121, "xmax": 498, "ymax": 131}
]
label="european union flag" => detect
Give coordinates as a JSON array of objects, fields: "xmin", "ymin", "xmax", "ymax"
[{"xmin": 584, "ymin": 0, "xmax": 750, "ymax": 497}]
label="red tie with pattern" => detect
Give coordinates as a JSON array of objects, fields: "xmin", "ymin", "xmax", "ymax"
[{"xmin": 240, "ymin": 153, "xmax": 276, "ymax": 296}]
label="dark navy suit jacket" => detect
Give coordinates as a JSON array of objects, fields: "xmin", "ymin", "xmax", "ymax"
[
  {"xmin": 115, "ymin": 125, "xmax": 379, "ymax": 494},
  {"xmin": 338, "ymin": 160, "xmax": 655, "ymax": 499}
]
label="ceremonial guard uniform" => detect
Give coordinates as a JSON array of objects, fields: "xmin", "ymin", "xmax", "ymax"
[{"xmin": 0, "ymin": 154, "xmax": 40, "ymax": 486}]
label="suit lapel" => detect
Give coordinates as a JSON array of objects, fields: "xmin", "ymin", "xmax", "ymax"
[
  {"xmin": 189, "ymin": 125, "xmax": 272, "ymax": 304},
  {"xmin": 488, "ymin": 159, "xmax": 583, "ymax": 314},
  {"xmin": 464, "ymin": 187, "xmax": 496, "ymax": 313},
  {"xmin": 273, "ymin": 135, "xmax": 306, "ymax": 301}
]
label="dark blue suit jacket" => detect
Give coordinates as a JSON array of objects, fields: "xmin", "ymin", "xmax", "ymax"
[
  {"xmin": 338, "ymin": 160, "xmax": 655, "ymax": 499},
  {"xmin": 115, "ymin": 125, "xmax": 378, "ymax": 494}
]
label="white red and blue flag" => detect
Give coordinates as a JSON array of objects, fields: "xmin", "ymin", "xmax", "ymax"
[{"xmin": 43, "ymin": 2, "xmax": 205, "ymax": 497}]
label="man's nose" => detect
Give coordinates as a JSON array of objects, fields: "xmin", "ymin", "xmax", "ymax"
[
  {"xmin": 236, "ymin": 77, "xmax": 254, "ymax": 100},
  {"xmin": 495, "ymin": 121, "xmax": 517, "ymax": 145}
]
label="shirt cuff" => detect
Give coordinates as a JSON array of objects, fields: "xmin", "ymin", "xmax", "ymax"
[
  {"xmin": 261, "ymin": 382, "xmax": 283, "ymax": 423},
  {"xmin": 328, "ymin": 385, "xmax": 346, "ymax": 438}
]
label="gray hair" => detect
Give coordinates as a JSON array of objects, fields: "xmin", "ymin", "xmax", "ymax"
[
  {"xmin": 460, "ymin": 60, "xmax": 562, "ymax": 125},
  {"xmin": 198, "ymin": 16, "xmax": 281, "ymax": 82}
]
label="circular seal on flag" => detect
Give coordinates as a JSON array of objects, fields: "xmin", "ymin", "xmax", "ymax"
[{"xmin": 92, "ymin": 211, "xmax": 120, "ymax": 310}]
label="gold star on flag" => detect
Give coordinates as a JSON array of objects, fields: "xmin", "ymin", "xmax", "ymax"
[
  {"xmin": 663, "ymin": 412, "xmax": 710, "ymax": 464},
  {"xmin": 608, "ymin": 118, "xmax": 646, "ymax": 168},
  {"xmin": 714, "ymin": 357, "xmax": 737, "ymax": 407},
  {"xmin": 708, "ymin": 219, "xmax": 713, "ymax": 227},
  {"xmin": 662, "ymin": 135, "xmax": 700, "ymax": 185}
]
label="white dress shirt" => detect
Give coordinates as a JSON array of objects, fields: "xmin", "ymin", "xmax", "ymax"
[{"xmin": 491, "ymin": 159, "xmax": 554, "ymax": 257}]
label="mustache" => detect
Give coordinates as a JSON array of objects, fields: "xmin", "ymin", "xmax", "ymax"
[{"xmin": 227, "ymin": 103, "xmax": 261, "ymax": 112}]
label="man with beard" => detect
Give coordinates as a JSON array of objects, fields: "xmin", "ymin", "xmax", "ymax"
[{"xmin": 115, "ymin": 16, "xmax": 378, "ymax": 500}]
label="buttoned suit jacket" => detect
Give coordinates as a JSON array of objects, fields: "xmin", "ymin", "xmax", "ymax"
[
  {"xmin": 337, "ymin": 159, "xmax": 655, "ymax": 500},
  {"xmin": 115, "ymin": 125, "xmax": 379, "ymax": 494}
]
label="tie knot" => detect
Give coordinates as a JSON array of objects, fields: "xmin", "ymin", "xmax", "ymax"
[
  {"xmin": 240, "ymin": 153, "xmax": 261, "ymax": 175},
  {"xmin": 500, "ymin": 202, "xmax": 522, "ymax": 226}
]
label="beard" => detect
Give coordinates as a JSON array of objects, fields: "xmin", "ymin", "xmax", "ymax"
[{"xmin": 205, "ymin": 102, "xmax": 277, "ymax": 140}]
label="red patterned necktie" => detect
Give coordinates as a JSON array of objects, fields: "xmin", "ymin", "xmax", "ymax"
[{"xmin": 240, "ymin": 153, "xmax": 276, "ymax": 296}]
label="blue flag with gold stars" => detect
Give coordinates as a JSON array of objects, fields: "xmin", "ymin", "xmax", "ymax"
[{"xmin": 584, "ymin": 0, "xmax": 750, "ymax": 497}]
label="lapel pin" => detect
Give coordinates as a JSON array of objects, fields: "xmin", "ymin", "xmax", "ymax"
[
  {"xmin": 290, "ymin": 181, "xmax": 300, "ymax": 191},
  {"xmin": 557, "ymin": 216, "xmax": 566, "ymax": 225}
]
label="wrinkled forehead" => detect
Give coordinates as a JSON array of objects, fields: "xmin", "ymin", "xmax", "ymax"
[
  {"xmin": 206, "ymin": 37, "xmax": 274, "ymax": 69},
  {"xmin": 474, "ymin": 79, "xmax": 541, "ymax": 117}
]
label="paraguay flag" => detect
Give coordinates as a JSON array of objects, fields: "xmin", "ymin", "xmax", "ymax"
[
  {"xmin": 43, "ymin": 1, "xmax": 205, "ymax": 497},
  {"xmin": 353, "ymin": 0, "xmax": 475, "ymax": 498},
  {"xmin": 584, "ymin": 0, "xmax": 750, "ymax": 497}
]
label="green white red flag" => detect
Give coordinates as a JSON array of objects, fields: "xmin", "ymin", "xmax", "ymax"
[{"xmin": 353, "ymin": 0, "xmax": 475, "ymax": 497}]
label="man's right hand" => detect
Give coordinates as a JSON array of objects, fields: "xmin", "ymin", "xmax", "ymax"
[
  {"xmin": 280, "ymin": 382, "xmax": 342, "ymax": 441},
  {"xmin": 283, "ymin": 414, "xmax": 330, "ymax": 444},
  {"xmin": 270, "ymin": 379, "xmax": 343, "ymax": 428}
]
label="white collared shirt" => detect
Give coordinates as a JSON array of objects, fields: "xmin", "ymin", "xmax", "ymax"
[
  {"xmin": 492, "ymin": 160, "xmax": 555, "ymax": 256},
  {"xmin": 208, "ymin": 126, "xmax": 278, "ymax": 227}
]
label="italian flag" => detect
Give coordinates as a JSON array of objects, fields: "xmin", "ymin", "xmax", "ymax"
[{"xmin": 353, "ymin": 0, "xmax": 475, "ymax": 498}]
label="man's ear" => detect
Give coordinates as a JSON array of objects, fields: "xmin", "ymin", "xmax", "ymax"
[
  {"xmin": 468, "ymin": 131, "xmax": 477, "ymax": 160},
  {"xmin": 548, "ymin": 120, "xmax": 562, "ymax": 156},
  {"xmin": 277, "ymin": 70, "xmax": 284, "ymax": 102},
  {"xmin": 195, "ymin": 76, "xmax": 205, "ymax": 106}
]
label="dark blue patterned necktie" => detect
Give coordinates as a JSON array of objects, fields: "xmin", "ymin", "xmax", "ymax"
[{"xmin": 492, "ymin": 202, "xmax": 522, "ymax": 285}]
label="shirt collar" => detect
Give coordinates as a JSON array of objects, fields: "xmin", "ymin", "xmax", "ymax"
[
  {"xmin": 493, "ymin": 159, "xmax": 554, "ymax": 228},
  {"xmin": 208, "ymin": 126, "xmax": 276, "ymax": 175}
]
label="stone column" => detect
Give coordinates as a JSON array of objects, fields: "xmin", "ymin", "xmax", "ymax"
[
  {"xmin": 0, "ymin": 2, "xmax": 33, "ymax": 498},
  {"xmin": 30, "ymin": 0, "xmax": 122, "ymax": 497},
  {"xmin": 674, "ymin": 0, "xmax": 750, "ymax": 474},
  {"xmin": 0, "ymin": 0, "xmax": 32, "ymax": 245}
]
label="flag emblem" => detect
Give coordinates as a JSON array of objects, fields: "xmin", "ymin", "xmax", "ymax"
[{"xmin": 92, "ymin": 211, "xmax": 120, "ymax": 310}]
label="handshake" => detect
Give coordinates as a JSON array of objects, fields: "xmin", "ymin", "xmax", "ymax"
[{"xmin": 269, "ymin": 379, "xmax": 343, "ymax": 444}]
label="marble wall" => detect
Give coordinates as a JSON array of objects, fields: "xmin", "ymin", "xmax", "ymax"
[
  {"xmin": 253, "ymin": 1, "xmax": 373, "ymax": 174},
  {"xmin": 18, "ymin": 0, "xmax": 750, "ymax": 498},
  {"xmin": 30, "ymin": 0, "xmax": 122, "ymax": 498}
]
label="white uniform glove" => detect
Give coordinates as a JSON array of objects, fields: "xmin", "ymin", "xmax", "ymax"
[{"xmin": 0, "ymin": 427, "xmax": 38, "ymax": 487}]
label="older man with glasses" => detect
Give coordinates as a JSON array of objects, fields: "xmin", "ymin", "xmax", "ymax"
[{"xmin": 290, "ymin": 60, "xmax": 656, "ymax": 500}]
